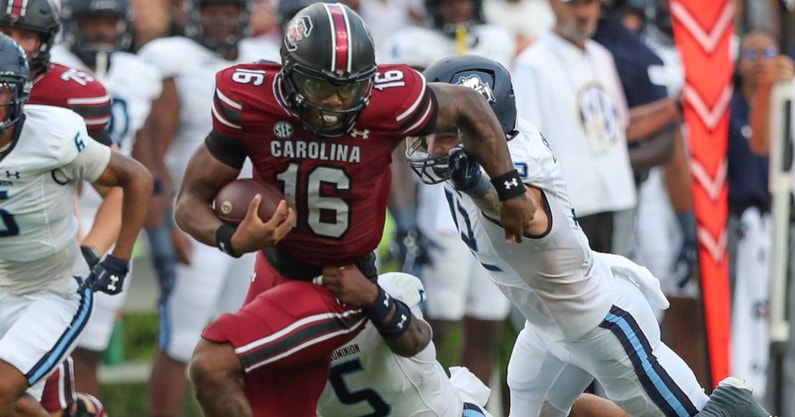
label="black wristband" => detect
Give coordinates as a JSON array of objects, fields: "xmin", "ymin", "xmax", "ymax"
[
  {"xmin": 361, "ymin": 285, "xmax": 413, "ymax": 338},
  {"xmin": 215, "ymin": 224, "xmax": 240, "ymax": 258},
  {"xmin": 80, "ymin": 246, "xmax": 101, "ymax": 269},
  {"xmin": 490, "ymin": 169, "xmax": 525, "ymax": 201},
  {"xmin": 361, "ymin": 285, "xmax": 392, "ymax": 321}
]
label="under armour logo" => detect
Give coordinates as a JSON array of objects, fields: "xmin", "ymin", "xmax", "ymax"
[
  {"xmin": 504, "ymin": 178, "xmax": 518, "ymax": 189},
  {"xmin": 397, "ymin": 314, "xmax": 407, "ymax": 329},
  {"xmin": 351, "ymin": 129, "xmax": 369, "ymax": 139},
  {"xmin": 5, "ymin": 171, "xmax": 19, "ymax": 179},
  {"xmin": 107, "ymin": 275, "xmax": 120, "ymax": 292},
  {"xmin": 383, "ymin": 293, "xmax": 390, "ymax": 308}
]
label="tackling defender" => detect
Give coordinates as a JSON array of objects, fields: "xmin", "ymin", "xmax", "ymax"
[{"xmin": 406, "ymin": 54, "xmax": 771, "ymax": 417}]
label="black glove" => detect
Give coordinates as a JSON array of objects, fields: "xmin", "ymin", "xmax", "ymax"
[
  {"xmin": 80, "ymin": 246, "xmax": 100, "ymax": 270},
  {"xmin": 672, "ymin": 212, "xmax": 700, "ymax": 288},
  {"xmin": 448, "ymin": 147, "xmax": 482, "ymax": 191},
  {"xmin": 83, "ymin": 254, "xmax": 130, "ymax": 295},
  {"xmin": 389, "ymin": 228, "xmax": 434, "ymax": 274}
]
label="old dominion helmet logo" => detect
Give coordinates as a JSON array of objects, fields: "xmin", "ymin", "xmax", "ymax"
[
  {"xmin": 285, "ymin": 16, "xmax": 313, "ymax": 51},
  {"xmin": 455, "ymin": 74, "xmax": 495, "ymax": 104}
]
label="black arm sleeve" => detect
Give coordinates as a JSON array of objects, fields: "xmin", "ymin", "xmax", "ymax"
[{"xmin": 204, "ymin": 129, "xmax": 247, "ymax": 169}]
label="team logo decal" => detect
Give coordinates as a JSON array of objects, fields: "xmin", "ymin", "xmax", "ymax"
[
  {"xmin": 274, "ymin": 121, "xmax": 294, "ymax": 139},
  {"xmin": 285, "ymin": 16, "xmax": 313, "ymax": 51},
  {"xmin": 577, "ymin": 83, "xmax": 620, "ymax": 153},
  {"xmin": 456, "ymin": 74, "xmax": 495, "ymax": 104}
]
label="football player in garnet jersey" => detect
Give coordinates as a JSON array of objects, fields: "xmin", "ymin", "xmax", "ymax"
[
  {"xmin": 137, "ymin": 0, "xmax": 278, "ymax": 416},
  {"xmin": 0, "ymin": 1, "xmax": 120, "ymax": 417},
  {"xmin": 0, "ymin": 33, "xmax": 151, "ymax": 417},
  {"xmin": 173, "ymin": 3, "xmax": 532, "ymax": 417}
]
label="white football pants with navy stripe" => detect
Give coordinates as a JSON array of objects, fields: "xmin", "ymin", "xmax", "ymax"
[
  {"xmin": 507, "ymin": 275, "xmax": 709, "ymax": 417},
  {"xmin": 0, "ymin": 278, "xmax": 93, "ymax": 401}
]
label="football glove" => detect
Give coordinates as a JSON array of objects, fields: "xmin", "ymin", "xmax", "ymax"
[
  {"xmin": 448, "ymin": 147, "xmax": 482, "ymax": 191},
  {"xmin": 389, "ymin": 228, "xmax": 435, "ymax": 274},
  {"xmin": 83, "ymin": 255, "xmax": 130, "ymax": 295},
  {"xmin": 672, "ymin": 211, "xmax": 700, "ymax": 288}
]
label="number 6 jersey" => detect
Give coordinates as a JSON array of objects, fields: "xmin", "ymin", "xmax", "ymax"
[{"xmin": 0, "ymin": 105, "xmax": 111, "ymax": 293}]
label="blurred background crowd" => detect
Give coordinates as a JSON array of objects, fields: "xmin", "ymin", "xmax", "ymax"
[{"xmin": 4, "ymin": 0, "xmax": 795, "ymax": 416}]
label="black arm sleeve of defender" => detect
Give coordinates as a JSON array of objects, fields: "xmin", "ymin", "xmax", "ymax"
[{"xmin": 204, "ymin": 129, "xmax": 247, "ymax": 169}]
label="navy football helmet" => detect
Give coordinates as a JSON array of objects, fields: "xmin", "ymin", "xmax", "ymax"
[
  {"xmin": 61, "ymin": 0, "xmax": 133, "ymax": 69},
  {"xmin": 0, "ymin": 33, "xmax": 32, "ymax": 137},
  {"xmin": 424, "ymin": 0, "xmax": 485, "ymax": 37},
  {"xmin": 406, "ymin": 54, "xmax": 516, "ymax": 185},
  {"xmin": 184, "ymin": 0, "xmax": 250, "ymax": 57},
  {"xmin": 280, "ymin": 2, "xmax": 377, "ymax": 138},
  {"xmin": 0, "ymin": 0, "xmax": 60, "ymax": 75}
]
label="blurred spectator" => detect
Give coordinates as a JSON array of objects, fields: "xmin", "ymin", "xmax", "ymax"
[
  {"xmin": 734, "ymin": 29, "xmax": 795, "ymax": 403},
  {"xmin": 129, "ymin": 0, "xmax": 180, "ymax": 50},
  {"xmin": 482, "ymin": 0, "xmax": 554, "ymax": 55},
  {"xmin": 356, "ymin": 0, "xmax": 425, "ymax": 53},
  {"xmin": 513, "ymin": 0, "xmax": 637, "ymax": 257}
]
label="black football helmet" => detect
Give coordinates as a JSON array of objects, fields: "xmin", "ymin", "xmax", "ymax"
[
  {"xmin": 0, "ymin": 0, "xmax": 60, "ymax": 75},
  {"xmin": 424, "ymin": 0, "xmax": 485, "ymax": 37},
  {"xmin": 61, "ymin": 0, "xmax": 133, "ymax": 69},
  {"xmin": 0, "ymin": 34, "xmax": 32, "ymax": 137},
  {"xmin": 276, "ymin": 0, "xmax": 335, "ymax": 33},
  {"xmin": 184, "ymin": 0, "xmax": 250, "ymax": 57},
  {"xmin": 280, "ymin": 2, "xmax": 377, "ymax": 139},
  {"xmin": 406, "ymin": 54, "xmax": 516, "ymax": 185}
]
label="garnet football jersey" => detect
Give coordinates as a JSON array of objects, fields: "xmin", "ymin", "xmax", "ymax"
[
  {"xmin": 211, "ymin": 62, "xmax": 436, "ymax": 266},
  {"xmin": 28, "ymin": 63, "xmax": 112, "ymax": 136}
]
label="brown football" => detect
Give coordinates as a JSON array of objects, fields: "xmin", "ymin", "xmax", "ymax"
[{"xmin": 213, "ymin": 179, "xmax": 284, "ymax": 225}]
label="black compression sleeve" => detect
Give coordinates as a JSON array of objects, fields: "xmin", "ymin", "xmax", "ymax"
[{"xmin": 204, "ymin": 129, "xmax": 247, "ymax": 169}]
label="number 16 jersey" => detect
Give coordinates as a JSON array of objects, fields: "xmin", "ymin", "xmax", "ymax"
[{"xmin": 210, "ymin": 62, "xmax": 437, "ymax": 267}]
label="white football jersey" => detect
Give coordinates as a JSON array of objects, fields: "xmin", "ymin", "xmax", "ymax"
[
  {"xmin": 138, "ymin": 36, "xmax": 277, "ymax": 188},
  {"xmin": 317, "ymin": 273, "xmax": 465, "ymax": 417},
  {"xmin": 50, "ymin": 45, "xmax": 163, "ymax": 228},
  {"xmin": 380, "ymin": 24, "xmax": 515, "ymax": 69},
  {"xmin": 513, "ymin": 30, "xmax": 636, "ymax": 217},
  {"xmin": 0, "ymin": 105, "xmax": 111, "ymax": 293},
  {"xmin": 443, "ymin": 119, "xmax": 617, "ymax": 341}
]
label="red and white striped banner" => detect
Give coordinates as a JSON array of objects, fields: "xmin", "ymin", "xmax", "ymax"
[{"xmin": 670, "ymin": 0, "xmax": 735, "ymax": 387}]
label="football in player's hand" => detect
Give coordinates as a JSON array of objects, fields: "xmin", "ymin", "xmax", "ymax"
[{"xmin": 214, "ymin": 179, "xmax": 284, "ymax": 225}]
